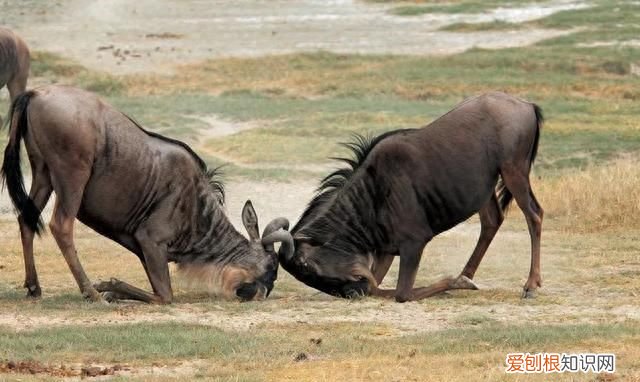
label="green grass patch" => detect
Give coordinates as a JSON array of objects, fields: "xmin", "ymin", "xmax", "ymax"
[
  {"xmin": 0, "ymin": 323, "xmax": 257, "ymax": 363},
  {"xmin": 389, "ymin": 0, "xmax": 542, "ymax": 16},
  {"xmin": 30, "ymin": 51, "xmax": 85, "ymax": 78},
  {"xmin": 31, "ymin": 51, "xmax": 125, "ymax": 96},
  {"xmin": 538, "ymin": 128, "xmax": 640, "ymax": 171},
  {"xmin": 439, "ymin": 20, "xmax": 524, "ymax": 32},
  {"xmin": 23, "ymin": 2, "xmax": 640, "ymax": 179},
  {"xmin": 0, "ymin": 321, "xmax": 637, "ymax": 364},
  {"xmin": 533, "ymin": 2, "xmax": 640, "ymax": 30}
]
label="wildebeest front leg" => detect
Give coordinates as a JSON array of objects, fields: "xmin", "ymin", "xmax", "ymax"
[
  {"xmin": 453, "ymin": 193, "xmax": 504, "ymax": 290},
  {"xmin": 369, "ymin": 254, "xmax": 396, "ymax": 298},
  {"xmin": 381, "ymin": 242, "xmax": 462, "ymax": 302},
  {"xmin": 373, "ymin": 254, "xmax": 394, "ymax": 284},
  {"xmin": 96, "ymin": 231, "xmax": 173, "ymax": 304},
  {"xmin": 94, "ymin": 278, "xmax": 161, "ymax": 303},
  {"xmin": 394, "ymin": 242, "xmax": 425, "ymax": 302}
]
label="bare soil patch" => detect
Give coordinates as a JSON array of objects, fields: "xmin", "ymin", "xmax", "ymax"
[
  {"xmin": 0, "ymin": 359, "xmax": 125, "ymax": 378},
  {"xmin": 4, "ymin": 0, "xmax": 585, "ymax": 74}
]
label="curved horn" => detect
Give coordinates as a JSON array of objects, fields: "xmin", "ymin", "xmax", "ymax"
[
  {"xmin": 262, "ymin": 217, "xmax": 290, "ymax": 238},
  {"xmin": 261, "ymin": 229, "xmax": 294, "ymax": 260}
]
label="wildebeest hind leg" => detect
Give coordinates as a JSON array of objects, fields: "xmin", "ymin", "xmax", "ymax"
[
  {"xmin": 19, "ymin": 164, "xmax": 53, "ymax": 298},
  {"xmin": 501, "ymin": 166, "xmax": 544, "ymax": 298},
  {"xmin": 453, "ymin": 193, "xmax": 504, "ymax": 290},
  {"xmin": 49, "ymin": 200, "xmax": 103, "ymax": 302},
  {"xmin": 49, "ymin": 168, "xmax": 104, "ymax": 302}
]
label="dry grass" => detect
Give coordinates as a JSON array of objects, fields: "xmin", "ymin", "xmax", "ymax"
[
  {"xmin": 536, "ymin": 156, "xmax": 640, "ymax": 232},
  {"xmin": 123, "ymin": 54, "xmax": 398, "ymax": 98},
  {"xmin": 267, "ymin": 351, "xmax": 640, "ymax": 382},
  {"xmin": 117, "ymin": 48, "xmax": 640, "ymax": 102},
  {"xmin": 4, "ymin": 3, "xmax": 640, "ymax": 380},
  {"xmin": 1, "ymin": 206, "xmax": 639, "ymax": 380}
]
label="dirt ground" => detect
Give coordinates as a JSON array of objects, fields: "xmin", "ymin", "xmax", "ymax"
[
  {"xmin": 2, "ymin": 1, "xmax": 639, "ymax": 380},
  {"xmin": 0, "ymin": 0, "xmax": 591, "ymax": 221},
  {"xmin": 2, "ymin": 0, "xmax": 586, "ymax": 74},
  {"xmin": 0, "ymin": 0, "xmax": 629, "ymax": 340}
]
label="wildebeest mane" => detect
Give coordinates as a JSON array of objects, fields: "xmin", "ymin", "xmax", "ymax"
[
  {"xmin": 293, "ymin": 128, "xmax": 414, "ymax": 233},
  {"xmin": 122, "ymin": 113, "xmax": 225, "ymax": 202}
]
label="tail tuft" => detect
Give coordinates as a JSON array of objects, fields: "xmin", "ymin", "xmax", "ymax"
[
  {"xmin": 496, "ymin": 178, "xmax": 513, "ymax": 213},
  {"xmin": 1, "ymin": 90, "xmax": 44, "ymax": 234},
  {"xmin": 530, "ymin": 103, "xmax": 543, "ymax": 168}
]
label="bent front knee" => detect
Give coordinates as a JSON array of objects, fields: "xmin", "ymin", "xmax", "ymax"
[
  {"xmin": 395, "ymin": 292, "xmax": 411, "ymax": 303},
  {"xmin": 154, "ymin": 295, "xmax": 173, "ymax": 305}
]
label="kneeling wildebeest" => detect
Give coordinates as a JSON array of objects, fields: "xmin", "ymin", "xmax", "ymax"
[
  {"xmin": 1, "ymin": 85, "xmax": 293, "ymax": 304},
  {"xmin": 279, "ymin": 92, "xmax": 543, "ymax": 302},
  {"xmin": 1, "ymin": 27, "xmax": 30, "ymax": 124}
]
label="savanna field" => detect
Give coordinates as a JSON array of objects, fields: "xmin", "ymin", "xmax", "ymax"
[{"xmin": 0, "ymin": 0, "xmax": 639, "ymax": 381}]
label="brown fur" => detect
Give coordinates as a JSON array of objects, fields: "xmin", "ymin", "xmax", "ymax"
[
  {"xmin": 281, "ymin": 92, "xmax": 544, "ymax": 302},
  {"xmin": 2, "ymin": 86, "xmax": 292, "ymax": 303},
  {"xmin": 0, "ymin": 27, "xmax": 30, "ymax": 103}
]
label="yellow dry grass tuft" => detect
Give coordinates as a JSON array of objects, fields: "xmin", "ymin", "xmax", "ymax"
[
  {"xmin": 266, "ymin": 350, "xmax": 640, "ymax": 382},
  {"xmin": 536, "ymin": 156, "xmax": 640, "ymax": 232}
]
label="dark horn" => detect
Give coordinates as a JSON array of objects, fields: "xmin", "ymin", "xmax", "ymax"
[
  {"xmin": 261, "ymin": 229, "xmax": 294, "ymax": 260},
  {"xmin": 262, "ymin": 217, "xmax": 290, "ymax": 238}
]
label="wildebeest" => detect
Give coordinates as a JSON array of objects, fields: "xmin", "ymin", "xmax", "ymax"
[
  {"xmin": 1, "ymin": 27, "xmax": 30, "ymax": 106},
  {"xmin": 279, "ymin": 92, "xmax": 543, "ymax": 302},
  {"xmin": 1, "ymin": 85, "xmax": 293, "ymax": 304}
]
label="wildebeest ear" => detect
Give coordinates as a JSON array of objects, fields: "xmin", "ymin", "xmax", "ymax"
[{"xmin": 242, "ymin": 200, "xmax": 260, "ymax": 240}]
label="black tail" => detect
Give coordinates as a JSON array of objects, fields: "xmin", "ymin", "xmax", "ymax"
[
  {"xmin": 496, "ymin": 103, "xmax": 543, "ymax": 213},
  {"xmin": 1, "ymin": 90, "xmax": 44, "ymax": 234}
]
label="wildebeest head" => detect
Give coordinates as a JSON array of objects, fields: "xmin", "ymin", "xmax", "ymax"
[
  {"xmin": 275, "ymin": 132, "xmax": 408, "ymax": 299},
  {"xmin": 179, "ymin": 200, "xmax": 293, "ymax": 302},
  {"xmin": 235, "ymin": 200, "xmax": 294, "ymax": 301},
  {"xmin": 278, "ymin": 231, "xmax": 375, "ymax": 299}
]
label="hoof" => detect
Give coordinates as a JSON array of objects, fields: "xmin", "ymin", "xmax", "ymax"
[
  {"xmin": 25, "ymin": 284, "xmax": 42, "ymax": 299},
  {"xmin": 101, "ymin": 292, "xmax": 118, "ymax": 303},
  {"xmin": 94, "ymin": 278, "xmax": 120, "ymax": 292},
  {"xmin": 450, "ymin": 275, "xmax": 479, "ymax": 290},
  {"xmin": 82, "ymin": 288, "xmax": 106, "ymax": 304},
  {"xmin": 522, "ymin": 288, "xmax": 537, "ymax": 299}
]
